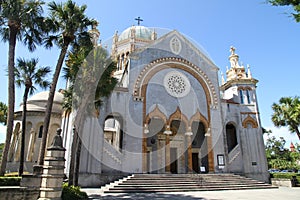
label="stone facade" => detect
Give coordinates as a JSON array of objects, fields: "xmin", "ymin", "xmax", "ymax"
[
  {"xmin": 6, "ymin": 25, "xmax": 268, "ymax": 187},
  {"xmin": 61, "ymin": 26, "xmax": 269, "ymax": 186}
]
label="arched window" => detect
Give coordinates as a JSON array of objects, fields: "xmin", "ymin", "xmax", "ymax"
[
  {"xmin": 104, "ymin": 116, "xmax": 123, "ymax": 150},
  {"xmin": 246, "ymin": 90, "xmax": 251, "ymax": 104},
  {"xmin": 120, "ymin": 54, "xmax": 125, "ymax": 70},
  {"xmin": 226, "ymin": 123, "xmax": 238, "ymax": 153},
  {"xmin": 38, "ymin": 125, "xmax": 43, "ymax": 138},
  {"xmin": 239, "ymin": 90, "xmax": 244, "ymax": 104},
  {"xmin": 117, "ymin": 56, "xmax": 120, "ymax": 70}
]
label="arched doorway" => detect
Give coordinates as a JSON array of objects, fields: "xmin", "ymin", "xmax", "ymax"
[
  {"xmin": 226, "ymin": 123, "xmax": 238, "ymax": 153},
  {"xmin": 104, "ymin": 115, "xmax": 124, "ymax": 151},
  {"xmin": 146, "ymin": 117, "xmax": 165, "ymax": 173},
  {"xmin": 169, "ymin": 119, "xmax": 186, "ymax": 174},
  {"xmin": 191, "ymin": 121, "xmax": 208, "ymax": 173}
]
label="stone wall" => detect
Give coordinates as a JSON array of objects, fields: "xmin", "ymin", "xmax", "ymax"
[
  {"xmin": 0, "ymin": 187, "xmax": 39, "ymax": 200},
  {"xmin": 271, "ymin": 178, "xmax": 296, "ymax": 187}
]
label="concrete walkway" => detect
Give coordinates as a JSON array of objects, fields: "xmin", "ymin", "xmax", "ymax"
[{"xmin": 82, "ymin": 187, "xmax": 300, "ymax": 200}]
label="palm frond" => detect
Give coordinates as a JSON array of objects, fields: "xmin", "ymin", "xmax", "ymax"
[{"xmin": 15, "ymin": 57, "xmax": 51, "ymax": 95}]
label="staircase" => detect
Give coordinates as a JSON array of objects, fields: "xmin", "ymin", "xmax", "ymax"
[{"xmin": 103, "ymin": 174, "xmax": 277, "ymax": 193}]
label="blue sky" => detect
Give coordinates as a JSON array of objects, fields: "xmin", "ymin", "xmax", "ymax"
[{"xmin": 0, "ymin": 0, "xmax": 299, "ymax": 146}]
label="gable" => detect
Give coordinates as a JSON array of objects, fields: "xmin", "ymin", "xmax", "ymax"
[{"xmin": 137, "ymin": 30, "xmax": 219, "ymax": 72}]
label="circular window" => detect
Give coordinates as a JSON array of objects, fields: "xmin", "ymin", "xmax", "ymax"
[{"xmin": 164, "ymin": 71, "xmax": 191, "ymax": 98}]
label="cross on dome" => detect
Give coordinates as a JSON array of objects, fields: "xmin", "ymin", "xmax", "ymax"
[{"xmin": 135, "ymin": 17, "xmax": 143, "ymax": 25}]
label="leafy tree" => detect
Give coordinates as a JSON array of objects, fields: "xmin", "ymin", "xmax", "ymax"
[
  {"xmin": 0, "ymin": 102, "xmax": 7, "ymax": 125},
  {"xmin": 265, "ymin": 133, "xmax": 300, "ymax": 170},
  {"xmin": 15, "ymin": 58, "xmax": 50, "ymax": 176},
  {"xmin": 0, "ymin": 0, "xmax": 46, "ymax": 176},
  {"xmin": 37, "ymin": 0, "xmax": 96, "ymax": 166},
  {"xmin": 271, "ymin": 96, "xmax": 300, "ymax": 140},
  {"xmin": 265, "ymin": 134, "xmax": 288, "ymax": 169},
  {"xmin": 268, "ymin": 0, "xmax": 300, "ymax": 22}
]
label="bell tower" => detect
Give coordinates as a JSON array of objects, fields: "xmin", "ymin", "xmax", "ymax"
[
  {"xmin": 220, "ymin": 46, "xmax": 268, "ymax": 182},
  {"xmin": 221, "ymin": 46, "xmax": 258, "ymax": 106}
]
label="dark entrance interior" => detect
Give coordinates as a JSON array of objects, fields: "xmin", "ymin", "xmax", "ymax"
[
  {"xmin": 191, "ymin": 121, "xmax": 209, "ymax": 173},
  {"xmin": 192, "ymin": 153, "xmax": 200, "ymax": 173},
  {"xmin": 170, "ymin": 148, "xmax": 178, "ymax": 174}
]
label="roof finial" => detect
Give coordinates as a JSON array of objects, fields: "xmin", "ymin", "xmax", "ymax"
[
  {"xmin": 221, "ymin": 72, "xmax": 225, "ymax": 85},
  {"xmin": 247, "ymin": 64, "xmax": 252, "ymax": 78},
  {"xmin": 229, "ymin": 46, "xmax": 239, "ymax": 68},
  {"xmin": 230, "ymin": 46, "xmax": 236, "ymax": 55},
  {"xmin": 135, "ymin": 16, "xmax": 143, "ymax": 26}
]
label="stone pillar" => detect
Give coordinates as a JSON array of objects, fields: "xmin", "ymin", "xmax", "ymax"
[
  {"xmin": 39, "ymin": 128, "xmax": 66, "ymax": 200},
  {"xmin": 142, "ymin": 124, "xmax": 149, "ymax": 173},
  {"xmin": 185, "ymin": 131, "xmax": 193, "ymax": 173},
  {"xmin": 205, "ymin": 128, "xmax": 214, "ymax": 172},
  {"xmin": 164, "ymin": 126, "xmax": 172, "ymax": 173}
]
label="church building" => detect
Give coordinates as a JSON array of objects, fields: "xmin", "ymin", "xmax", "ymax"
[
  {"xmin": 7, "ymin": 24, "xmax": 268, "ymax": 187},
  {"xmin": 64, "ymin": 25, "xmax": 268, "ymax": 187}
]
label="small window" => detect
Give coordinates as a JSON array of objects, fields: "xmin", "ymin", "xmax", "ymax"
[
  {"xmin": 239, "ymin": 90, "xmax": 244, "ymax": 104},
  {"xmin": 246, "ymin": 90, "xmax": 251, "ymax": 104},
  {"xmin": 120, "ymin": 54, "xmax": 125, "ymax": 70},
  {"xmin": 38, "ymin": 126, "xmax": 43, "ymax": 138},
  {"xmin": 117, "ymin": 57, "xmax": 120, "ymax": 70}
]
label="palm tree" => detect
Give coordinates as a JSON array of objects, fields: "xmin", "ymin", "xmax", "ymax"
[
  {"xmin": 0, "ymin": 0, "xmax": 46, "ymax": 176},
  {"xmin": 271, "ymin": 96, "xmax": 300, "ymax": 140},
  {"xmin": 63, "ymin": 45, "xmax": 117, "ymax": 185},
  {"xmin": 0, "ymin": 102, "xmax": 7, "ymax": 125},
  {"xmin": 37, "ymin": 0, "xmax": 96, "ymax": 167},
  {"xmin": 15, "ymin": 57, "xmax": 50, "ymax": 176}
]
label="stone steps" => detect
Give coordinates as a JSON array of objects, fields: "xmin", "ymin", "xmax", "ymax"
[{"xmin": 103, "ymin": 174, "xmax": 277, "ymax": 193}]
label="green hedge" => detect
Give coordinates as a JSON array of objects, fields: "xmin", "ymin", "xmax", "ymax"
[
  {"xmin": 61, "ymin": 183, "xmax": 88, "ymax": 200},
  {"xmin": 0, "ymin": 176, "xmax": 21, "ymax": 186},
  {"xmin": 270, "ymin": 173, "xmax": 300, "ymax": 182}
]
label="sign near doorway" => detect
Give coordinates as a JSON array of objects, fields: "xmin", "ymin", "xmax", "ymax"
[{"xmin": 217, "ymin": 154, "xmax": 225, "ymax": 166}]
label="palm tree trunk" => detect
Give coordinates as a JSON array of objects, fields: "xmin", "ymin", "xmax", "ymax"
[
  {"xmin": 0, "ymin": 28, "xmax": 17, "ymax": 176},
  {"xmin": 74, "ymin": 137, "xmax": 81, "ymax": 186},
  {"xmin": 37, "ymin": 43, "xmax": 69, "ymax": 167},
  {"xmin": 19, "ymin": 87, "xmax": 29, "ymax": 176},
  {"xmin": 68, "ymin": 126, "xmax": 78, "ymax": 186}
]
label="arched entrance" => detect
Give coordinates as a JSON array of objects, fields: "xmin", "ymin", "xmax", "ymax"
[
  {"xmin": 146, "ymin": 117, "xmax": 165, "ymax": 173},
  {"xmin": 191, "ymin": 121, "xmax": 208, "ymax": 173},
  {"xmin": 139, "ymin": 58, "xmax": 216, "ymax": 174},
  {"xmin": 104, "ymin": 115, "xmax": 124, "ymax": 151}
]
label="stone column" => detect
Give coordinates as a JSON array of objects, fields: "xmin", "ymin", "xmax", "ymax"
[
  {"xmin": 39, "ymin": 128, "xmax": 66, "ymax": 200},
  {"xmin": 164, "ymin": 126, "xmax": 172, "ymax": 173},
  {"xmin": 205, "ymin": 128, "xmax": 214, "ymax": 172},
  {"xmin": 142, "ymin": 124, "xmax": 149, "ymax": 173},
  {"xmin": 185, "ymin": 131, "xmax": 193, "ymax": 173}
]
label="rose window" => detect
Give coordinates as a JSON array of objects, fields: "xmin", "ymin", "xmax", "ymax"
[{"xmin": 164, "ymin": 71, "xmax": 191, "ymax": 98}]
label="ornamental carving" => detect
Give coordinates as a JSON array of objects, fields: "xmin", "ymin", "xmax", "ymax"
[
  {"xmin": 170, "ymin": 36, "xmax": 181, "ymax": 54},
  {"xmin": 164, "ymin": 71, "xmax": 191, "ymax": 98},
  {"xmin": 242, "ymin": 115, "xmax": 258, "ymax": 128},
  {"xmin": 133, "ymin": 57, "xmax": 218, "ymax": 107}
]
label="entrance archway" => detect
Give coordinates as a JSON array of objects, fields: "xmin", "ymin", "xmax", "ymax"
[
  {"xmin": 169, "ymin": 120, "xmax": 186, "ymax": 174},
  {"xmin": 104, "ymin": 115, "xmax": 124, "ymax": 151},
  {"xmin": 191, "ymin": 121, "xmax": 208, "ymax": 173},
  {"xmin": 146, "ymin": 117, "xmax": 165, "ymax": 173}
]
